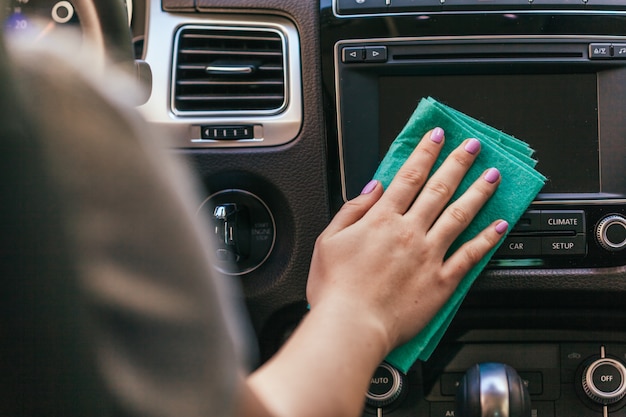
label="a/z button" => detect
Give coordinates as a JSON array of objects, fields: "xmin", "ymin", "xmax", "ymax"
[{"xmin": 590, "ymin": 43, "xmax": 612, "ymax": 59}]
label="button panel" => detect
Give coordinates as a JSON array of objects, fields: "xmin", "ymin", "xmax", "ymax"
[
  {"xmin": 342, "ymin": 46, "xmax": 388, "ymax": 63},
  {"xmin": 589, "ymin": 43, "xmax": 626, "ymax": 60},
  {"xmin": 201, "ymin": 125, "xmax": 254, "ymax": 140},
  {"xmin": 496, "ymin": 210, "xmax": 586, "ymax": 258},
  {"xmin": 426, "ymin": 344, "xmax": 626, "ymax": 417}
]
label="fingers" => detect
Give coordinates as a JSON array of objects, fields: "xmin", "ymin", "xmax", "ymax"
[
  {"xmin": 427, "ymin": 167, "xmax": 501, "ymax": 249},
  {"xmin": 323, "ymin": 180, "xmax": 383, "ymax": 236},
  {"xmin": 329, "ymin": 128, "xmax": 502, "ymax": 259},
  {"xmin": 441, "ymin": 219, "xmax": 509, "ymax": 279},
  {"xmin": 377, "ymin": 128, "xmax": 445, "ymax": 214},
  {"xmin": 407, "ymin": 138, "xmax": 482, "ymax": 228}
]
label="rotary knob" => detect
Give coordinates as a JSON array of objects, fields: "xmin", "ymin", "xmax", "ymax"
[
  {"xmin": 366, "ymin": 362, "xmax": 404, "ymax": 408},
  {"xmin": 582, "ymin": 358, "xmax": 626, "ymax": 405},
  {"xmin": 596, "ymin": 215, "xmax": 626, "ymax": 251}
]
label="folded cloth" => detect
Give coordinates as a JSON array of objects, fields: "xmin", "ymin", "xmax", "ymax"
[{"xmin": 373, "ymin": 97, "xmax": 546, "ymax": 373}]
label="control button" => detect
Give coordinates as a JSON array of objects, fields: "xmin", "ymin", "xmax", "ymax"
[
  {"xmin": 512, "ymin": 210, "xmax": 541, "ymax": 233},
  {"xmin": 519, "ymin": 372, "xmax": 543, "ymax": 395},
  {"xmin": 540, "ymin": 210, "xmax": 585, "ymax": 233},
  {"xmin": 336, "ymin": 0, "xmax": 388, "ymax": 14},
  {"xmin": 596, "ymin": 215, "xmax": 626, "ymax": 251},
  {"xmin": 592, "ymin": 364, "xmax": 622, "ymax": 393},
  {"xmin": 614, "ymin": 44, "xmax": 626, "ymax": 58},
  {"xmin": 201, "ymin": 125, "xmax": 254, "ymax": 140},
  {"xmin": 365, "ymin": 46, "xmax": 388, "ymax": 62},
  {"xmin": 496, "ymin": 236, "xmax": 542, "ymax": 257},
  {"xmin": 582, "ymin": 358, "xmax": 626, "ymax": 405},
  {"xmin": 590, "ymin": 43, "xmax": 612, "ymax": 59},
  {"xmin": 343, "ymin": 47, "xmax": 365, "ymax": 63},
  {"xmin": 440, "ymin": 373, "xmax": 463, "ymax": 395},
  {"xmin": 541, "ymin": 235, "xmax": 586, "ymax": 256},
  {"xmin": 366, "ymin": 362, "xmax": 404, "ymax": 407},
  {"xmin": 198, "ymin": 190, "xmax": 275, "ymax": 275}
]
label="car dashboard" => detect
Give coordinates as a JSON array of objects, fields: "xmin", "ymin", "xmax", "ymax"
[{"xmin": 9, "ymin": 0, "xmax": 626, "ymax": 416}]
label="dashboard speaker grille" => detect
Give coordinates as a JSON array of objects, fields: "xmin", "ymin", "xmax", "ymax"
[{"xmin": 173, "ymin": 26, "xmax": 287, "ymax": 115}]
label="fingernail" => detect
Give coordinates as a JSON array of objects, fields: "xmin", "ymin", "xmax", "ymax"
[
  {"xmin": 484, "ymin": 168, "xmax": 500, "ymax": 184},
  {"xmin": 464, "ymin": 138, "xmax": 481, "ymax": 154},
  {"xmin": 495, "ymin": 220, "xmax": 509, "ymax": 234},
  {"xmin": 361, "ymin": 180, "xmax": 378, "ymax": 195},
  {"xmin": 430, "ymin": 127, "xmax": 444, "ymax": 144}
]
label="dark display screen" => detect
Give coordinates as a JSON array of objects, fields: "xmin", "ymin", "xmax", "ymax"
[{"xmin": 379, "ymin": 74, "xmax": 599, "ymax": 194}]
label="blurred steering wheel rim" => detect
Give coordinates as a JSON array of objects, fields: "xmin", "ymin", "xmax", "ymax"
[{"xmin": 71, "ymin": 0, "xmax": 135, "ymax": 67}]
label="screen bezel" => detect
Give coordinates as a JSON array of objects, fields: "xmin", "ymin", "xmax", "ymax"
[{"xmin": 335, "ymin": 37, "xmax": 626, "ymax": 202}]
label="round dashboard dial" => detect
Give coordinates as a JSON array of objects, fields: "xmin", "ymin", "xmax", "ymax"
[
  {"xmin": 4, "ymin": 0, "xmax": 79, "ymax": 36},
  {"xmin": 4, "ymin": 0, "xmax": 134, "ymax": 36}
]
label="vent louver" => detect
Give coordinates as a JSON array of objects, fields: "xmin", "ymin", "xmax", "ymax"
[{"xmin": 173, "ymin": 26, "xmax": 287, "ymax": 115}]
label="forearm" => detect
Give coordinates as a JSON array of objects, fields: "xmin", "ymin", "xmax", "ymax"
[{"xmin": 247, "ymin": 300, "xmax": 389, "ymax": 417}]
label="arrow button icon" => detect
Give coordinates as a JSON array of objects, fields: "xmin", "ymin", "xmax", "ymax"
[
  {"xmin": 343, "ymin": 47, "xmax": 365, "ymax": 63},
  {"xmin": 365, "ymin": 46, "xmax": 388, "ymax": 62}
]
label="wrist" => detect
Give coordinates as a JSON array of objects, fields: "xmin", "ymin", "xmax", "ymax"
[{"xmin": 307, "ymin": 296, "xmax": 393, "ymax": 364}]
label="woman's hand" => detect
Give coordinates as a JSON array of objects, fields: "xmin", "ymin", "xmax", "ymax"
[
  {"xmin": 247, "ymin": 127, "xmax": 507, "ymax": 417},
  {"xmin": 306, "ymin": 127, "xmax": 507, "ymax": 353}
]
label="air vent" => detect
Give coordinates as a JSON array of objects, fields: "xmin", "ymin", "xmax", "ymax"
[{"xmin": 173, "ymin": 26, "xmax": 287, "ymax": 115}]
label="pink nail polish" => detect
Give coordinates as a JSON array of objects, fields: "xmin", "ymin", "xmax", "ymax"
[
  {"xmin": 495, "ymin": 220, "xmax": 509, "ymax": 234},
  {"xmin": 484, "ymin": 168, "xmax": 500, "ymax": 184},
  {"xmin": 464, "ymin": 138, "xmax": 481, "ymax": 154},
  {"xmin": 430, "ymin": 127, "xmax": 444, "ymax": 143},
  {"xmin": 361, "ymin": 180, "xmax": 378, "ymax": 195}
]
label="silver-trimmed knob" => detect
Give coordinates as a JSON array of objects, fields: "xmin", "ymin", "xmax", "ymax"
[
  {"xmin": 582, "ymin": 358, "xmax": 626, "ymax": 405},
  {"xmin": 366, "ymin": 362, "xmax": 404, "ymax": 408},
  {"xmin": 596, "ymin": 215, "xmax": 626, "ymax": 251}
]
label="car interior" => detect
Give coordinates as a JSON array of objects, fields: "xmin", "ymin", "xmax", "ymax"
[{"xmin": 4, "ymin": 0, "xmax": 626, "ymax": 416}]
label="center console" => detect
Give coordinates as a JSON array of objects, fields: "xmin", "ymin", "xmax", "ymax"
[{"xmin": 320, "ymin": 1, "xmax": 626, "ymax": 416}]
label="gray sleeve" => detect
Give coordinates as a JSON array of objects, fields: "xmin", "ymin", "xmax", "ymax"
[{"xmin": 12, "ymin": 43, "xmax": 253, "ymax": 417}]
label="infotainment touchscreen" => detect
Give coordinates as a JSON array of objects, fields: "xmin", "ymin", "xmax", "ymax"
[
  {"xmin": 335, "ymin": 38, "xmax": 626, "ymax": 267},
  {"xmin": 379, "ymin": 74, "xmax": 599, "ymax": 194}
]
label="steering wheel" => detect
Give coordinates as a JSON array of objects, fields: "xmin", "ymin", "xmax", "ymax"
[{"xmin": 71, "ymin": 0, "xmax": 135, "ymax": 68}]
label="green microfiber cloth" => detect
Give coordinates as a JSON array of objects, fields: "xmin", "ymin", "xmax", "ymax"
[{"xmin": 374, "ymin": 97, "xmax": 546, "ymax": 373}]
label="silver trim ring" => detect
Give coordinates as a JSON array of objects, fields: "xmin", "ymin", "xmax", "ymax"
[
  {"xmin": 583, "ymin": 358, "xmax": 626, "ymax": 404},
  {"xmin": 596, "ymin": 215, "xmax": 626, "ymax": 251},
  {"xmin": 51, "ymin": 1, "xmax": 75, "ymax": 24},
  {"xmin": 366, "ymin": 363, "xmax": 403, "ymax": 406}
]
